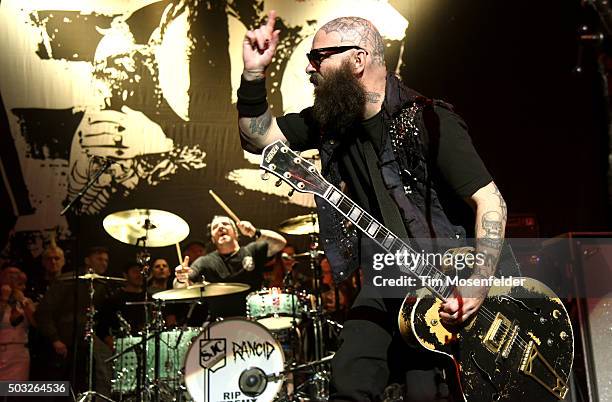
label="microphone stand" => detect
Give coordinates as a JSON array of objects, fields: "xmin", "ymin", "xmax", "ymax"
[{"xmin": 60, "ymin": 157, "xmax": 114, "ymax": 401}]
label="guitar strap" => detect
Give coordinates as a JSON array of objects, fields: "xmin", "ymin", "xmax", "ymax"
[{"xmin": 360, "ymin": 139, "xmax": 409, "ymax": 240}]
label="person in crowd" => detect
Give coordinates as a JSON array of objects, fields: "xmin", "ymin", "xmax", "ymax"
[{"xmin": 0, "ymin": 266, "xmax": 36, "ymax": 380}]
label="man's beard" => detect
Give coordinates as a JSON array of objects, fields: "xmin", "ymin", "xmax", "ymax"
[{"xmin": 311, "ymin": 60, "xmax": 366, "ymax": 135}]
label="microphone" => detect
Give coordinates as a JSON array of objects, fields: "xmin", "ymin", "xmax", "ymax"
[{"xmin": 239, "ymin": 367, "xmax": 268, "ymax": 397}]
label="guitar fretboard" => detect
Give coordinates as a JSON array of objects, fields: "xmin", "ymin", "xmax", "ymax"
[{"xmin": 322, "ymin": 184, "xmax": 452, "ymax": 300}]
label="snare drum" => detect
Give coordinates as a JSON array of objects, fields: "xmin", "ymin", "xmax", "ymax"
[
  {"xmin": 246, "ymin": 287, "xmax": 305, "ymax": 330},
  {"xmin": 183, "ymin": 318, "xmax": 285, "ymax": 402}
]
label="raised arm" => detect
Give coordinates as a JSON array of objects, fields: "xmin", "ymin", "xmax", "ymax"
[
  {"xmin": 236, "ymin": 221, "xmax": 287, "ymax": 257},
  {"xmin": 238, "ymin": 10, "xmax": 287, "ymax": 153}
]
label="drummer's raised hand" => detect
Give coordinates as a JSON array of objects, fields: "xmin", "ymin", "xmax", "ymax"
[
  {"xmin": 243, "ymin": 10, "xmax": 280, "ymax": 80},
  {"xmin": 174, "ymin": 256, "xmax": 192, "ymax": 287},
  {"xmin": 237, "ymin": 221, "xmax": 257, "ymax": 238}
]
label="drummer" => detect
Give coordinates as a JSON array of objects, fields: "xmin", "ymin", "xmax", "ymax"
[{"xmin": 174, "ymin": 216, "xmax": 286, "ymax": 317}]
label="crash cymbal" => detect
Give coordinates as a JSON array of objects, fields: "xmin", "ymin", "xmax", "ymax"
[
  {"xmin": 278, "ymin": 213, "xmax": 319, "ymax": 235},
  {"xmin": 152, "ymin": 282, "xmax": 250, "ymax": 300},
  {"xmin": 103, "ymin": 209, "xmax": 189, "ymax": 247}
]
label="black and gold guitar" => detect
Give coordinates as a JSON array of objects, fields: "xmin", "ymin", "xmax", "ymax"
[{"xmin": 260, "ymin": 140, "xmax": 574, "ymax": 401}]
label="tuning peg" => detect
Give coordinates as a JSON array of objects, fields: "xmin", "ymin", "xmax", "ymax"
[
  {"xmin": 275, "ymin": 179, "xmax": 283, "ymax": 187},
  {"xmin": 261, "ymin": 171, "xmax": 270, "ymax": 181},
  {"xmin": 288, "ymin": 188, "xmax": 295, "ymax": 197}
]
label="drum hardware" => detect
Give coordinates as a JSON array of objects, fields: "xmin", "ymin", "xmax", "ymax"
[{"xmin": 76, "ymin": 267, "xmax": 117, "ymax": 402}]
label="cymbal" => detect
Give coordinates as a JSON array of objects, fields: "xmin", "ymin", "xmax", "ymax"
[
  {"xmin": 103, "ymin": 209, "xmax": 189, "ymax": 247},
  {"xmin": 278, "ymin": 213, "xmax": 319, "ymax": 235},
  {"xmin": 152, "ymin": 282, "xmax": 250, "ymax": 300},
  {"xmin": 58, "ymin": 272, "xmax": 127, "ymax": 282}
]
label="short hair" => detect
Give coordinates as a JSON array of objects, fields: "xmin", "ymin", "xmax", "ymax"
[
  {"xmin": 319, "ymin": 16, "xmax": 386, "ymax": 66},
  {"xmin": 122, "ymin": 261, "xmax": 141, "ymax": 274},
  {"xmin": 85, "ymin": 246, "xmax": 109, "ymax": 258}
]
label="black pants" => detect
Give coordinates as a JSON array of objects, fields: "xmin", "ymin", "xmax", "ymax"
[{"xmin": 330, "ymin": 290, "xmax": 454, "ymax": 402}]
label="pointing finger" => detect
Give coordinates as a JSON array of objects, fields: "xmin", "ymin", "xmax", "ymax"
[{"xmin": 265, "ymin": 10, "xmax": 277, "ymax": 32}]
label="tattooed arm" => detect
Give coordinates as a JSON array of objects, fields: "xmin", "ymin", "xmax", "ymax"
[
  {"xmin": 238, "ymin": 102, "xmax": 287, "ymax": 153},
  {"xmin": 440, "ymin": 180, "xmax": 507, "ymax": 324},
  {"xmin": 238, "ymin": 10, "xmax": 287, "ymax": 153},
  {"xmin": 471, "ymin": 181, "xmax": 507, "ymax": 279}
]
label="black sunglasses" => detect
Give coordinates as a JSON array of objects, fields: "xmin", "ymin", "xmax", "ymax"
[{"xmin": 306, "ymin": 45, "xmax": 368, "ymax": 68}]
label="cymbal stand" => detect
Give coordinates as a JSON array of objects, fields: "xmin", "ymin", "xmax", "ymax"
[
  {"xmin": 76, "ymin": 268, "xmax": 116, "ymax": 402},
  {"xmin": 308, "ymin": 232, "xmax": 324, "ymax": 361},
  {"xmin": 136, "ymin": 230, "xmax": 153, "ymax": 402}
]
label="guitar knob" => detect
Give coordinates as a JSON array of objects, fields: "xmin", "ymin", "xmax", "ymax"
[
  {"xmin": 275, "ymin": 179, "xmax": 283, "ymax": 187},
  {"xmin": 288, "ymin": 189, "xmax": 295, "ymax": 197},
  {"xmin": 560, "ymin": 331, "xmax": 568, "ymax": 340},
  {"xmin": 261, "ymin": 171, "xmax": 270, "ymax": 181}
]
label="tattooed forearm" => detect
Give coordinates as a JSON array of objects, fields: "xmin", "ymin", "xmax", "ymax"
[
  {"xmin": 242, "ymin": 110, "xmax": 272, "ymax": 137},
  {"xmin": 365, "ymin": 92, "xmax": 382, "ymax": 103},
  {"xmin": 474, "ymin": 185, "xmax": 507, "ymax": 278}
]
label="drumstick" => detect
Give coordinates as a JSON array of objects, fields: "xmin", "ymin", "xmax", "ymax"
[
  {"xmin": 209, "ymin": 190, "xmax": 241, "ymax": 223},
  {"xmin": 175, "ymin": 243, "xmax": 183, "ymax": 265}
]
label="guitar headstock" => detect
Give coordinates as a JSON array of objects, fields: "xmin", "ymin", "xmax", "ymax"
[{"xmin": 260, "ymin": 141, "xmax": 328, "ymax": 197}]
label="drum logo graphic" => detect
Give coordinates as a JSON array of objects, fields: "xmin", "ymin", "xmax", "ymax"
[{"xmin": 199, "ymin": 338, "xmax": 226, "ymax": 372}]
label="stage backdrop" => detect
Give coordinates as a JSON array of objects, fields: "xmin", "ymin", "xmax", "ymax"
[{"xmin": 0, "ymin": 0, "xmax": 409, "ymax": 270}]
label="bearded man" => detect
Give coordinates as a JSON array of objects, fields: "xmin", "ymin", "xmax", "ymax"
[{"xmin": 236, "ymin": 10, "xmax": 509, "ymax": 402}]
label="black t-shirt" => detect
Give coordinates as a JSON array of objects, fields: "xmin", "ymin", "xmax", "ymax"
[
  {"xmin": 277, "ymin": 105, "xmax": 492, "ymax": 205},
  {"xmin": 189, "ymin": 241, "xmax": 268, "ymax": 317}
]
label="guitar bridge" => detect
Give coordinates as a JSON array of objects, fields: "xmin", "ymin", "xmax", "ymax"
[
  {"xmin": 519, "ymin": 340, "xmax": 569, "ymax": 400},
  {"xmin": 483, "ymin": 312, "xmax": 512, "ymax": 355}
]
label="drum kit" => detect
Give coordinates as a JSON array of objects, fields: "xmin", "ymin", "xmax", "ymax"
[{"xmin": 79, "ymin": 208, "xmax": 339, "ymax": 402}]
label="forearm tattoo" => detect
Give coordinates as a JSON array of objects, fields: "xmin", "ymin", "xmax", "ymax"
[
  {"xmin": 246, "ymin": 111, "xmax": 272, "ymax": 136},
  {"xmin": 475, "ymin": 184, "xmax": 507, "ymax": 277}
]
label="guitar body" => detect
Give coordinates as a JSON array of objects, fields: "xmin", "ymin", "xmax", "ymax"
[
  {"xmin": 398, "ymin": 277, "xmax": 574, "ymax": 401},
  {"xmin": 259, "ymin": 142, "xmax": 575, "ymax": 401}
]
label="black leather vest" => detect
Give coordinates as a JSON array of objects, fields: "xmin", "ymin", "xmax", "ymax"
[{"xmin": 317, "ymin": 73, "xmax": 466, "ymax": 283}]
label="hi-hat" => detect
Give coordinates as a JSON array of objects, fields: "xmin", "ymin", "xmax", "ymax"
[
  {"xmin": 152, "ymin": 282, "xmax": 250, "ymax": 300},
  {"xmin": 278, "ymin": 213, "xmax": 319, "ymax": 235},
  {"xmin": 103, "ymin": 209, "xmax": 189, "ymax": 247}
]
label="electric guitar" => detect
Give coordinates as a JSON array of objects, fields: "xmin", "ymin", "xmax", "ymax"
[{"xmin": 260, "ymin": 140, "xmax": 574, "ymax": 401}]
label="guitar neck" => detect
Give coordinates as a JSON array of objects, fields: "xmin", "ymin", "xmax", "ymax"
[{"xmin": 320, "ymin": 182, "xmax": 451, "ymax": 300}]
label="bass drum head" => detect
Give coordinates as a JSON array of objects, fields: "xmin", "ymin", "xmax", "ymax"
[{"xmin": 184, "ymin": 318, "xmax": 285, "ymax": 402}]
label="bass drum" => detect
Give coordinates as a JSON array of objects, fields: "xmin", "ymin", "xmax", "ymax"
[{"xmin": 184, "ymin": 318, "xmax": 285, "ymax": 402}]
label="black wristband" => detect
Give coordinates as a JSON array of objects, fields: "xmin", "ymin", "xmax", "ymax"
[
  {"xmin": 254, "ymin": 229, "xmax": 262, "ymax": 239},
  {"xmin": 237, "ymin": 76, "xmax": 269, "ymax": 117}
]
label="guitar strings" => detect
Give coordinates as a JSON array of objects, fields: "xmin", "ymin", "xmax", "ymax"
[{"xmin": 298, "ymin": 171, "xmax": 532, "ymax": 350}]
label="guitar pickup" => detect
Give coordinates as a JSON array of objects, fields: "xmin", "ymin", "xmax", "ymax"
[
  {"xmin": 483, "ymin": 312, "xmax": 512, "ymax": 355},
  {"xmin": 519, "ymin": 340, "xmax": 569, "ymax": 400},
  {"xmin": 501, "ymin": 324, "xmax": 520, "ymax": 359}
]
